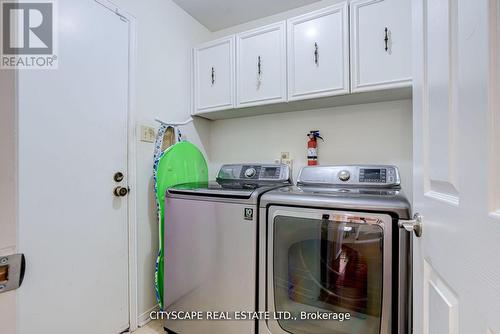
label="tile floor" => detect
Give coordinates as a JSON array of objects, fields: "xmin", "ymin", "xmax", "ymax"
[{"xmin": 133, "ymin": 320, "xmax": 164, "ymax": 334}]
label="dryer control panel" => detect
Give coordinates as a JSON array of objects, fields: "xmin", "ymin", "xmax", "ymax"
[
  {"xmin": 298, "ymin": 165, "xmax": 401, "ymax": 188},
  {"xmin": 217, "ymin": 164, "xmax": 291, "ymax": 183}
]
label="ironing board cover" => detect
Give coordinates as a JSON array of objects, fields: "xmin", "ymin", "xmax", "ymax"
[{"xmin": 153, "ymin": 125, "xmax": 208, "ymax": 310}]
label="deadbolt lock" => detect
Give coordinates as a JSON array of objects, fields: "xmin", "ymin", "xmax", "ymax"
[
  {"xmin": 114, "ymin": 186, "xmax": 129, "ymax": 197},
  {"xmin": 114, "ymin": 172, "xmax": 124, "ymax": 182}
]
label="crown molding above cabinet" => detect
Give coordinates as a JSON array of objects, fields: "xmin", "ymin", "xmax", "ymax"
[{"xmin": 193, "ymin": 0, "xmax": 412, "ymax": 120}]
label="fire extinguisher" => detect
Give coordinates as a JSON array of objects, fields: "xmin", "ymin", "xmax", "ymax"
[{"xmin": 307, "ymin": 130, "xmax": 324, "ymax": 166}]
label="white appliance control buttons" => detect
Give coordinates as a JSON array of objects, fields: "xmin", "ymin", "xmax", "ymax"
[
  {"xmin": 245, "ymin": 168, "xmax": 257, "ymax": 178},
  {"xmin": 338, "ymin": 170, "xmax": 350, "ymax": 182}
]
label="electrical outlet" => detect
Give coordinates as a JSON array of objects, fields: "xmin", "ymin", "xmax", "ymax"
[
  {"xmin": 281, "ymin": 152, "xmax": 290, "ymax": 160},
  {"xmin": 281, "ymin": 158, "xmax": 293, "ymax": 172},
  {"xmin": 140, "ymin": 125, "xmax": 156, "ymax": 143},
  {"xmin": 279, "ymin": 152, "xmax": 292, "ymax": 173}
]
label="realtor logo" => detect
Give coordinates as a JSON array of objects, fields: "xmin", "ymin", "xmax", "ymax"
[{"xmin": 1, "ymin": 0, "xmax": 57, "ymax": 69}]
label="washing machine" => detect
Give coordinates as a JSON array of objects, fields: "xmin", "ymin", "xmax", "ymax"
[
  {"xmin": 163, "ymin": 163, "xmax": 291, "ymax": 334},
  {"xmin": 258, "ymin": 165, "xmax": 412, "ymax": 334}
]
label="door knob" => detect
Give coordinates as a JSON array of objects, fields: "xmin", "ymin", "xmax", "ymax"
[
  {"xmin": 398, "ymin": 213, "xmax": 423, "ymax": 237},
  {"xmin": 114, "ymin": 186, "xmax": 129, "ymax": 197}
]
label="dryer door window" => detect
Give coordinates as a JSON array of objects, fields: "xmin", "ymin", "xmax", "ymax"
[{"xmin": 270, "ymin": 210, "xmax": 389, "ymax": 334}]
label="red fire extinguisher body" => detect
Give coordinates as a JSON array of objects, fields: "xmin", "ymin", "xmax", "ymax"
[
  {"xmin": 307, "ymin": 138, "xmax": 318, "ymax": 166},
  {"xmin": 307, "ymin": 130, "xmax": 323, "ymax": 166}
]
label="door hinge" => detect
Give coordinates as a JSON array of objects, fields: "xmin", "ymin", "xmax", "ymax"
[{"xmin": 0, "ymin": 253, "xmax": 26, "ymax": 294}]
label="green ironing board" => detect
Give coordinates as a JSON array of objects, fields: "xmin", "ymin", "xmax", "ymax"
[{"xmin": 154, "ymin": 141, "xmax": 208, "ymax": 310}]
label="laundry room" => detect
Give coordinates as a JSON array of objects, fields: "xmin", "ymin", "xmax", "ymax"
[{"xmin": 1, "ymin": 0, "xmax": 499, "ymax": 334}]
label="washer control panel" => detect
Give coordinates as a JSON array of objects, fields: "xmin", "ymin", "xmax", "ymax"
[
  {"xmin": 298, "ymin": 165, "xmax": 401, "ymax": 188},
  {"xmin": 217, "ymin": 164, "xmax": 290, "ymax": 183},
  {"xmin": 359, "ymin": 168, "xmax": 387, "ymax": 183}
]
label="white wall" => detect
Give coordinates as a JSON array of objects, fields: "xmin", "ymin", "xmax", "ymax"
[
  {"xmin": 209, "ymin": 100, "xmax": 413, "ymax": 197},
  {"xmin": 111, "ymin": 0, "xmax": 211, "ymax": 323}
]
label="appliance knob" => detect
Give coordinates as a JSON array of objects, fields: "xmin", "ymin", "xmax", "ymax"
[
  {"xmin": 245, "ymin": 168, "xmax": 257, "ymax": 178},
  {"xmin": 338, "ymin": 170, "xmax": 350, "ymax": 182}
]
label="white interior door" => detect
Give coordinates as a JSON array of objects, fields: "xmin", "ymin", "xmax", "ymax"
[
  {"xmin": 15, "ymin": 0, "xmax": 131, "ymax": 333},
  {"xmin": 412, "ymin": 0, "xmax": 500, "ymax": 333}
]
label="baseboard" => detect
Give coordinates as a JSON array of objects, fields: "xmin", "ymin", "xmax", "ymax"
[{"xmin": 138, "ymin": 304, "xmax": 159, "ymax": 327}]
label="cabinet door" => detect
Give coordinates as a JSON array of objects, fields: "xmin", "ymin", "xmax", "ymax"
[
  {"xmin": 194, "ymin": 36, "xmax": 235, "ymax": 113},
  {"xmin": 287, "ymin": 3, "xmax": 349, "ymax": 101},
  {"xmin": 350, "ymin": 0, "xmax": 412, "ymax": 92},
  {"xmin": 236, "ymin": 22, "xmax": 286, "ymax": 107}
]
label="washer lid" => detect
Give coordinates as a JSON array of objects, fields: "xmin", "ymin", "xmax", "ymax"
[
  {"xmin": 260, "ymin": 185, "xmax": 411, "ymax": 219},
  {"xmin": 167, "ymin": 181, "xmax": 257, "ymax": 199}
]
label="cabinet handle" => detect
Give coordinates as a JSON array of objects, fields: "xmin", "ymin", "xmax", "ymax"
[
  {"xmin": 384, "ymin": 27, "xmax": 389, "ymax": 52},
  {"xmin": 257, "ymin": 56, "xmax": 262, "ymax": 80},
  {"xmin": 314, "ymin": 42, "xmax": 319, "ymax": 65},
  {"xmin": 211, "ymin": 67, "xmax": 215, "ymax": 85}
]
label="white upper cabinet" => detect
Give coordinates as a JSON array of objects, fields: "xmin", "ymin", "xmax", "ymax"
[
  {"xmin": 236, "ymin": 22, "xmax": 286, "ymax": 107},
  {"xmin": 350, "ymin": 0, "xmax": 412, "ymax": 92},
  {"xmin": 193, "ymin": 1, "xmax": 413, "ymax": 119},
  {"xmin": 287, "ymin": 3, "xmax": 349, "ymax": 101},
  {"xmin": 194, "ymin": 36, "xmax": 235, "ymax": 113}
]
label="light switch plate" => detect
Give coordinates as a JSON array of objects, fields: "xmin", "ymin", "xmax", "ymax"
[{"xmin": 140, "ymin": 125, "xmax": 156, "ymax": 143}]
